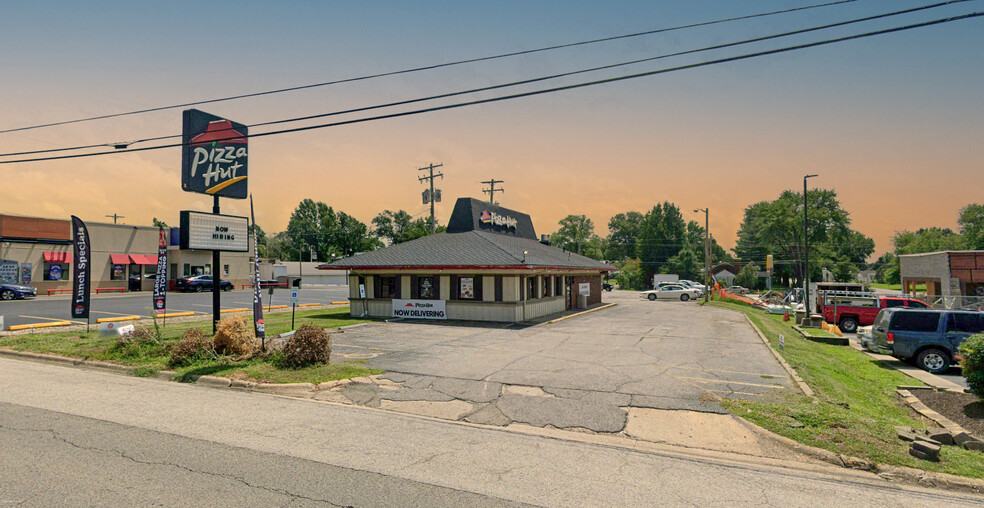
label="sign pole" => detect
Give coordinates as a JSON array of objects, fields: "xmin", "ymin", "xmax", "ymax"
[{"xmin": 213, "ymin": 195, "xmax": 221, "ymax": 335}]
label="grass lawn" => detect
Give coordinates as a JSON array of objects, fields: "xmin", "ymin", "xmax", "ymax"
[
  {"xmin": 0, "ymin": 307, "xmax": 382, "ymax": 384},
  {"xmin": 710, "ymin": 299, "xmax": 984, "ymax": 479},
  {"xmin": 869, "ymin": 283, "xmax": 903, "ymax": 291}
]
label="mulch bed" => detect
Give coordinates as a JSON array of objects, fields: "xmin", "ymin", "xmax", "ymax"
[{"xmin": 912, "ymin": 389, "xmax": 984, "ymax": 437}]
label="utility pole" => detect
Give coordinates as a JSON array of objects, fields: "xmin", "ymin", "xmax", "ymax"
[
  {"xmin": 482, "ymin": 179, "xmax": 504, "ymax": 204},
  {"xmin": 694, "ymin": 208, "xmax": 710, "ymax": 303},
  {"xmin": 418, "ymin": 163, "xmax": 444, "ymax": 234},
  {"xmin": 105, "ymin": 213, "xmax": 125, "ymax": 224},
  {"xmin": 803, "ymin": 174, "xmax": 818, "ymax": 322}
]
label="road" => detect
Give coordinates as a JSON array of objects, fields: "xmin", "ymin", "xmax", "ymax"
[
  {"xmin": 0, "ymin": 286, "xmax": 350, "ymax": 329},
  {"xmin": 1, "ymin": 357, "xmax": 981, "ymax": 507}
]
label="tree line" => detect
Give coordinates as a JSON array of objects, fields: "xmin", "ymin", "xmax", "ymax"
[{"xmin": 874, "ymin": 204, "xmax": 984, "ymax": 284}]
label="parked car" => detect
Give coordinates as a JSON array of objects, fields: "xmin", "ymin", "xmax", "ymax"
[
  {"xmin": 640, "ymin": 284, "xmax": 701, "ymax": 302},
  {"xmin": 678, "ymin": 280, "xmax": 708, "ymax": 292},
  {"xmin": 822, "ymin": 295, "xmax": 929, "ymax": 333},
  {"xmin": 866, "ymin": 308, "xmax": 984, "ymax": 373},
  {"xmin": 726, "ymin": 286, "xmax": 748, "ymax": 296},
  {"xmin": 175, "ymin": 275, "xmax": 233, "ymax": 292},
  {"xmin": 0, "ymin": 282, "xmax": 37, "ymax": 300},
  {"xmin": 602, "ymin": 282, "xmax": 614, "ymax": 292}
]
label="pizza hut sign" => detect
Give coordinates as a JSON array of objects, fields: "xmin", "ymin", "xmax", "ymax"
[
  {"xmin": 392, "ymin": 299, "xmax": 446, "ymax": 320},
  {"xmin": 181, "ymin": 109, "xmax": 249, "ymax": 199},
  {"xmin": 480, "ymin": 210, "xmax": 517, "ymax": 229}
]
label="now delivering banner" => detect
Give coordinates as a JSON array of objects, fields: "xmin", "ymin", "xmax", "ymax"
[{"xmin": 392, "ymin": 299, "xmax": 446, "ymax": 320}]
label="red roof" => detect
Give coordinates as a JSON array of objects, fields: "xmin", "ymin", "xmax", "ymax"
[
  {"xmin": 110, "ymin": 254, "xmax": 130, "ymax": 264},
  {"xmin": 190, "ymin": 120, "xmax": 247, "ymax": 145}
]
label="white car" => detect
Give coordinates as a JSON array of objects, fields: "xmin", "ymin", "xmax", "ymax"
[
  {"xmin": 679, "ymin": 280, "xmax": 707, "ymax": 292},
  {"xmin": 640, "ymin": 284, "xmax": 701, "ymax": 302}
]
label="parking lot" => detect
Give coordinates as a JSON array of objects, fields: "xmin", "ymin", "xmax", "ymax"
[
  {"xmin": 318, "ymin": 290, "xmax": 792, "ymax": 433},
  {"xmin": 0, "ymin": 286, "xmax": 350, "ymax": 329}
]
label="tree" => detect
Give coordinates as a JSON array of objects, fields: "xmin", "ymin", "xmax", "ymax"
[
  {"xmin": 551, "ymin": 215, "xmax": 597, "ymax": 256},
  {"xmin": 734, "ymin": 263, "xmax": 760, "ymax": 289},
  {"xmin": 874, "ymin": 252, "xmax": 899, "ymax": 284},
  {"xmin": 893, "ymin": 227, "xmax": 966, "ymax": 255},
  {"xmin": 251, "ymin": 224, "xmax": 268, "ymax": 257},
  {"xmin": 636, "ymin": 202, "xmax": 686, "ymax": 283},
  {"xmin": 614, "ymin": 258, "xmax": 648, "ymax": 290},
  {"xmin": 734, "ymin": 189, "xmax": 870, "ymax": 286},
  {"xmin": 372, "ymin": 210, "xmax": 437, "ymax": 245},
  {"xmin": 605, "ymin": 212, "xmax": 644, "ymax": 261},
  {"xmin": 152, "ymin": 217, "xmax": 169, "ymax": 228},
  {"xmin": 958, "ymin": 203, "xmax": 984, "ymax": 250},
  {"xmin": 283, "ymin": 199, "xmax": 379, "ymax": 261},
  {"xmin": 665, "ymin": 246, "xmax": 701, "ymax": 281}
]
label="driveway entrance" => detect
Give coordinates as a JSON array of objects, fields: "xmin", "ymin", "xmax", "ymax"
[{"xmin": 319, "ymin": 291, "xmax": 791, "ymax": 433}]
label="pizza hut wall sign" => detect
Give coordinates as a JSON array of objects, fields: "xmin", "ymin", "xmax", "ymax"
[{"xmin": 181, "ymin": 109, "xmax": 248, "ymax": 199}]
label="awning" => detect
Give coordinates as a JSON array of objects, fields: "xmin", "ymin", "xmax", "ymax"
[
  {"xmin": 109, "ymin": 254, "xmax": 130, "ymax": 265},
  {"xmin": 43, "ymin": 251, "xmax": 73, "ymax": 264},
  {"xmin": 130, "ymin": 254, "xmax": 158, "ymax": 265}
]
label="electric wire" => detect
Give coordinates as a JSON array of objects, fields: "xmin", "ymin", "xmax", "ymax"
[
  {"xmin": 0, "ymin": 0, "xmax": 857, "ymax": 136},
  {"xmin": 3, "ymin": 0, "xmax": 964, "ymax": 158},
  {"xmin": 1, "ymin": 11, "xmax": 980, "ymax": 166}
]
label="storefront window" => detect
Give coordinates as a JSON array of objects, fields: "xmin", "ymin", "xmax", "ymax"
[
  {"xmin": 459, "ymin": 277, "xmax": 475, "ymax": 299},
  {"xmin": 170, "ymin": 264, "xmax": 178, "ymax": 280},
  {"xmin": 110, "ymin": 264, "xmax": 125, "ymax": 281},
  {"xmin": 555, "ymin": 276, "xmax": 563, "ymax": 297},
  {"xmin": 379, "ymin": 276, "xmax": 397, "ymax": 298},
  {"xmin": 223, "ymin": 264, "xmax": 230, "ymax": 275},
  {"xmin": 542, "ymin": 276, "xmax": 550, "ymax": 298},
  {"xmin": 43, "ymin": 263, "xmax": 69, "ymax": 281},
  {"xmin": 418, "ymin": 276, "xmax": 435, "ymax": 299},
  {"xmin": 527, "ymin": 277, "xmax": 536, "ymax": 300}
]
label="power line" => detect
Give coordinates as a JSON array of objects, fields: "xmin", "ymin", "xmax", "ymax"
[
  {"xmin": 481, "ymin": 179, "xmax": 505, "ymax": 204},
  {"xmin": 2, "ymin": 11, "xmax": 980, "ymax": 166},
  {"xmin": 2, "ymin": 0, "xmax": 961, "ymax": 159},
  {"xmin": 0, "ymin": 0, "xmax": 857, "ymax": 137}
]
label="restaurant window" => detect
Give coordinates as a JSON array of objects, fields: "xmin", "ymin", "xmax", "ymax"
[
  {"xmin": 379, "ymin": 276, "xmax": 398, "ymax": 299},
  {"xmin": 418, "ymin": 276, "xmax": 436, "ymax": 300},
  {"xmin": 192, "ymin": 265, "xmax": 205, "ymax": 276},
  {"xmin": 110, "ymin": 263, "xmax": 126, "ymax": 281},
  {"xmin": 43, "ymin": 263, "xmax": 69, "ymax": 281},
  {"xmin": 170, "ymin": 264, "xmax": 178, "ymax": 280},
  {"xmin": 542, "ymin": 276, "xmax": 550, "ymax": 298},
  {"xmin": 204, "ymin": 264, "xmax": 211, "ymax": 275},
  {"xmin": 459, "ymin": 276, "xmax": 476, "ymax": 300},
  {"xmin": 527, "ymin": 277, "xmax": 536, "ymax": 300},
  {"xmin": 183, "ymin": 264, "xmax": 191, "ymax": 277},
  {"xmin": 555, "ymin": 276, "xmax": 563, "ymax": 297}
]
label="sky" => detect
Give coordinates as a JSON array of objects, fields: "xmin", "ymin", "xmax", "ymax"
[{"xmin": 1, "ymin": 0, "xmax": 982, "ymax": 259}]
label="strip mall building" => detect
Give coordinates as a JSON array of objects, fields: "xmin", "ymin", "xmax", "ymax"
[
  {"xmin": 0, "ymin": 214, "xmax": 253, "ymax": 293},
  {"xmin": 318, "ymin": 198, "xmax": 613, "ymax": 322}
]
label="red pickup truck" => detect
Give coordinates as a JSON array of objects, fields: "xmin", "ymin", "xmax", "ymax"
[{"xmin": 822, "ymin": 296, "xmax": 930, "ymax": 333}]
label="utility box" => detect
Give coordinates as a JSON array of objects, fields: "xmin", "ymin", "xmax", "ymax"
[{"xmin": 577, "ymin": 294, "xmax": 588, "ymax": 309}]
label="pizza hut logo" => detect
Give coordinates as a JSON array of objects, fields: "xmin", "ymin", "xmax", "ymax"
[
  {"xmin": 480, "ymin": 210, "xmax": 518, "ymax": 229},
  {"xmin": 406, "ymin": 303, "xmax": 415, "ymax": 307}
]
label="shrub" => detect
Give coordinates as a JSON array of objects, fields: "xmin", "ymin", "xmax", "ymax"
[
  {"xmin": 117, "ymin": 326, "xmax": 158, "ymax": 347},
  {"xmin": 212, "ymin": 315, "xmax": 257, "ymax": 356},
  {"xmin": 959, "ymin": 333, "xmax": 984, "ymax": 399},
  {"xmin": 169, "ymin": 328, "xmax": 216, "ymax": 367},
  {"xmin": 282, "ymin": 325, "xmax": 331, "ymax": 368}
]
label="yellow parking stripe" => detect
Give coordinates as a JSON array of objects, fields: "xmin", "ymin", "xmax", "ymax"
[
  {"xmin": 19, "ymin": 315, "xmax": 87, "ymax": 325},
  {"xmin": 674, "ymin": 376, "xmax": 784, "ymax": 389},
  {"xmin": 9, "ymin": 321, "xmax": 72, "ymax": 331}
]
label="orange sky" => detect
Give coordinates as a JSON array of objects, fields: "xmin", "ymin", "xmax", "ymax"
[{"xmin": 2, "ymin": 2, "xmax": 982, "ymax": 258}]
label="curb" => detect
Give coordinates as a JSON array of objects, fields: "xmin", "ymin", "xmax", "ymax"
[
  {"xmin": 791, "ymin": 325, "xmax": 849, "ymax": 346},
  {"xmin": 741, "ymin": 314, "xmax": 815, "ymax": 399},
  {"xmin": 733, "ymin": 413, "xmax": 984, "ymax": 495},
  {"xmin": 339, "ymin": 323, "xmax": 369, "ymax": 330},
  {"xmin": 535, "ymin": 302, "xmax": 617, "ymax": 326},
  {"xmin": 897, "ymin": 388, "xmax": 976, "ymax": 437}
]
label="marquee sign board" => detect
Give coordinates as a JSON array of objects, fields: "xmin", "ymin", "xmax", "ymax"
[
  {"xmin": 392, "ymin": 299, "xmax": 447, "ymax": 320},
  {"xmin": 181, "ymin": 109, "xmax": 249, "ymax": 199},
  {"xmin": 179, "ymin": 211, "xmax": 249, "ymax": 252}
]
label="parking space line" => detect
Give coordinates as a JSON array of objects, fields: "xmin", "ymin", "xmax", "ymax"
[
  {"xmin": 19, "ymin": 315, "xmax": 87, "ymax": 325},
  {"xmin": 91, "ymin": 310, "xmax": 140, "ymax": 316},
  {"xmin": 667, "ymin": 365, "xmax": 785, "ymax": 378}
]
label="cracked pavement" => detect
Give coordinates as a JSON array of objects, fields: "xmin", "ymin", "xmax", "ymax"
[{"xmin": 325, "ymin": 291, "xmax": 792, "ymax": 436}]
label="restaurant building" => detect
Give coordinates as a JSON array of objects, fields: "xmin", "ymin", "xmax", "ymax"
[
  {"xmin": 317, "ymin": 198, "xmax": 613, "ymax": 322},
  {"xmin": 0, "ymin": 214, "xmax": 252, "ymax": 294}
]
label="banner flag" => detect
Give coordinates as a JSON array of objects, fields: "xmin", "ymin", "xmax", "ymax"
[
  {"xmin": 70, "ymin": 215, "xmax": 91, "ymax": 320},
  {"xmin": 153, "ymin": 227, "xmax": 168, "ymax": 315},
  {"xmin": 250, "ymin": 195, "xmax": 265, "ymax": 341}
]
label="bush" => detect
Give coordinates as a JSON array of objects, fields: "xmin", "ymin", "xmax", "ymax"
[
  {"xmin": 212, "ymin": 315, "xmax": 258, "ymax": 356},
  {"xmin": 282, "ymin": 325, "xmax": 331, "ymax": 368},
  {"xmin": 117, "ymin": 326, "xmax": 158, "ymax": 347},
  {"xmin": 169, "ymin": 328, "xmax": 216, "ymax": 367},
  {"xmin": 959, "ymin": 334, "xmax": 984, "ymax": 399}
]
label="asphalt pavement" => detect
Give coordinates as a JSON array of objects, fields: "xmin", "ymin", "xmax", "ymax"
[
  {"xmin": 3, "ymin": 357, "xmax": 981, "ymax": 507},
  {"xmin": 0, "ymin": 285, "xmax": 350, "ymax": 329}
]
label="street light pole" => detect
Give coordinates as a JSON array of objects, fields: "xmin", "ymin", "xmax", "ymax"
[
  {"xmin": 299, "ymin": 243, "xmax": 308, "ymax": 290},
  {"xmin": 803, "ymin": 174, "xmax": 818, "ymax": 321},
  {"xmin": 694, "ymin": 208, "xmax": 709, "ymax": 303}
]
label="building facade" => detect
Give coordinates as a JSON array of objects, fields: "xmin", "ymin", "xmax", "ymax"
[
  {"xmin": 0, "ymin": 214, "xmax": 253, "ymax": 293},
  {"xmin": 318, "ymin": 198, "xmax": 613, "ymax": 322},
  {"xmin": 900, "ymin": 250, "xmax": 984, "ymax": 297}
]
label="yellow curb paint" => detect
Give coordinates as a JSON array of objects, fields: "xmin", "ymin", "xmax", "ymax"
[
  {"xmin": 297, "ymin": 303, "xmax": 321, "ymax": 307},
  {"xmin": 330, "ymin": 301, "xmax": 349, "ymax": 305},
  {"xmin": 9, "ymin": 321, "xmax": 73, "ymax": 331},
  {"xmin": 96, "ymin": 315, "xmax": 142, "ymax": 323},
  {"xmin": 155, "ymin": 312, "xmax": 196, "ymax": 318},
  {"xmin": 263, "ymin": 305, "xmax": 288, "ymax": 310},
  {"xmin": 220, "ymin": 308, "xmax": 250, "ymax": 313}
]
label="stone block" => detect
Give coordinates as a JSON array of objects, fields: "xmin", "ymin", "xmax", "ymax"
[
  {"xmin": 928, "ymin": 429, "xmax": 955, "ymax": 446},
  {"xmin": 963, "ymin": 440, "xmax": 984, "ymax": 452},
  {"xmin": 911, "ymin": 440, "xmax": 941, "ymax": 460},
  {"xmin": 908, "ymin": 447, "xmax": 937, "ymax": 461},
  {"xmin": 954, "ymin": 432, "xmax": 977, "ymax": 446}
]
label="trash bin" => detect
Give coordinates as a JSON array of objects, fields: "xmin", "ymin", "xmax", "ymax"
[{"xmin": 576, "ymin": 294, "xmax": 588, "ymax": 309}]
